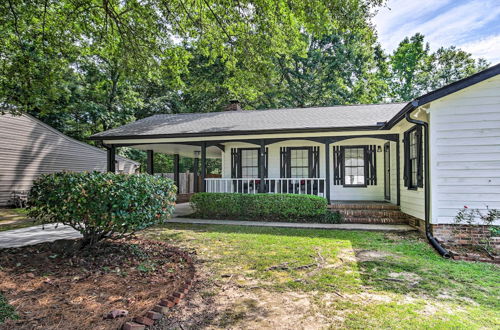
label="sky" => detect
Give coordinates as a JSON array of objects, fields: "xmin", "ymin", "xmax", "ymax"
[{"xmin": 373, "ymin": 0, "xmax": 500, "ymax": 64}]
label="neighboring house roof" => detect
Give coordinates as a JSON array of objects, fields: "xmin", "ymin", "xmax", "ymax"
[
  {"xmin": 2, "ymin": 112, "xmax": 139, "ymax": 166},
  {"xmin": 90, "ymin": 62, "xmax": 500, "ymax": 140},
  {"xmin": 91, "ymin": 103, "xmax": 406, "ymax": 139}
]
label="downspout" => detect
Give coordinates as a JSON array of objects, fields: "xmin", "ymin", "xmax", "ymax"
[{"xmin": 405, "ymin": 104, "xmax": 450, "ymax": 258}]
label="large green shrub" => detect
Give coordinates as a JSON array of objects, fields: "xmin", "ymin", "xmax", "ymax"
[
  {"xmin": 28, "ymin": 172, "xmax": 177, "ymax": 247},
  {"xmin": 190, "ymin": 193, "xmax": 340, "ymax": 223}
]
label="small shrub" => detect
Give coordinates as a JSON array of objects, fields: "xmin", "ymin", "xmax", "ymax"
[
  {"xmin": 28, "ymin": 172, "xmax": 177, "ymax": 247},
  {"xmin": 190, "ymin": 193, "xmax": 339, "ymax": 223},
  {"xmin": 0, "ymin": 293, "xmax": 17, "ymax": 323},
  {"xmin": 454, "ymin": 206, "xmax": 500, "ymax": 254}
]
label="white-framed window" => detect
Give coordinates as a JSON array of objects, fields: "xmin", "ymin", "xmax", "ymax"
[
  {"xmin": 408, "ymin": 129, "xmax": 418, "ymax": 189},
  {"xmin": 241, "ymin": 149, "xmax": 259, "ymax": 178},
  {"xmin": 344, "ymin": 147, "xmax": 366, "ymax": 186},
  {"xmin": 290, "ymin": 148, "xmax": 309, "ymax": 178}
]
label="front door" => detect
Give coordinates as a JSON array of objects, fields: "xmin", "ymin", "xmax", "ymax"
[{"xmin": 384, "ymin": 142, "xmax": 391, "ymax": 200}]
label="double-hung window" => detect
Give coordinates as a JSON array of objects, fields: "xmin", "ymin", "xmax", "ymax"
[
  {"xmin": 343, "ymin": 147, "xmax": 366, "ymax": 186},
  {"xmin": 408, "ymin": 129, "xmax": 418, "ymax": 189},
  {"xmin": 404, "ymin": 125, "xmax": 423, "ymax": 189},
  {"xmin": 240, "ymin": 149, "xmax": 259, "ymax": 178},
  {"xmin": 290, "ymin": 148, "xmax": 309, "ymax": 178}
]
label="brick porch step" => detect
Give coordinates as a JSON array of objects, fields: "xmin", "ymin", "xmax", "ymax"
[
  {"xmin": 332, "ymin": 209, "xmax": 403, "ymax": 218},
  {"xmin": 328, "ymin": 202, "xmax": 411, "ymax": 225},
  {"xmin": 340, "ymin": 217, "xmax": 410, "ymax": 224},
  {"xmin": 329, "ymin": 202, "xmax": 400, "ymax": 210}
]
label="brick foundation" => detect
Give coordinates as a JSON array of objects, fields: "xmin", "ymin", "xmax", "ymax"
[
  {"xmin": 432, "ymin": 224, "xmax": 500, "ymax": 256},
  {"xmin": 407, "ymin": 215, "xmax": 425, "ymax": 232}
]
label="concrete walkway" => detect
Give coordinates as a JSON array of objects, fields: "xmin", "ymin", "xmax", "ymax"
[
  {"xmin": 170, "ymin": 203, "xmax": 415, "ymax": 232},
  {"xmin": 0, "ymin": 203, "xmax": 414, "ymax": 249},
  {"xmin": 168, "ymin": 218, "xmax": 415, "ymax": 232},
  {"xmin": 0, "ymin": 223, "xmax": 81, "ymax": 248}
]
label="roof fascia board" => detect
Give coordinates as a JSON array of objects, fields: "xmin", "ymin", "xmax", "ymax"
[
  {"xmin": 100, "ymin": 129, "xmax": 399, "ymax": 145},
  {"xmin": 90, "ymin": 125, "xmax": 384, "ymax": 141}
]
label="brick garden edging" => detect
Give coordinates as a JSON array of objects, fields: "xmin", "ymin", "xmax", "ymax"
[
  {"xmin": 451, "ymin": 252, "xmax": 500, "ymax": 264},
  {"xmin": 122, "ymin": 247, "xmax": 196, "ymax": 330}
]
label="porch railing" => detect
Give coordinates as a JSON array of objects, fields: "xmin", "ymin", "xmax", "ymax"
[{"xmin": 204, "ymin": 178, "xmax": 326, "ymax": 197}]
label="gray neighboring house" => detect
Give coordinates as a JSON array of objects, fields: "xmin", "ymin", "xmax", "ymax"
[{"xmin": 0, "ymin": 113, "xmax": 139, "ymax": 206}]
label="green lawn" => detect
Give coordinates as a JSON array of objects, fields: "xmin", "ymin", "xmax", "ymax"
[
  {"xmin": 0, "ymin": 208, "xmax": 36, "ymax": 232},
  {"xmin": 144, "ymin": 223, "xmax": 500, "ymax": 329}
]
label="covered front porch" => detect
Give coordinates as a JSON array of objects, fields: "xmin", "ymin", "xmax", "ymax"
[{"xmin": 103, "ymin": 133, "xmax": 402, "ymax": 207}]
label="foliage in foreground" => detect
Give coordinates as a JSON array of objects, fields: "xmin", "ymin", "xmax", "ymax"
[
  {"xmin": 28, "ymin": 172, "xmax": 177, "ymax": 247},
  {"xmin": 0, "ymin": 292, "xmax": 17, "ymax": 324},
  {"xmin": 190, "ymin": 192, "xmax": 341, "ymax": 223},
  {"xmin": 1, "ymin": 0, "xmax": 488, "ymax": 152}
]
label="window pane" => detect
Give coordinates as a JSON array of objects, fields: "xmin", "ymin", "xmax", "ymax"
[
  {"xmin": 241, "ymin": 149, "xmax": 258, "ymax": 178},
  {"xmin": 290, "ymin": 148, "xmax": 309, "ymax": 178},
  {"xmin": 408, "ymin": 129, "xmax": 419, "ymax": 187},
  {"xmin": 344, "ymin": 147, "xmax": 365, "ymax": 186}
]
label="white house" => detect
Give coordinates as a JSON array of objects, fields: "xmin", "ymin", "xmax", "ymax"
[
  {"xmin": 0, "ymin": 113, "xmax": 139, "ymax": 206},
  {"xmin": 90, "ymin": 64, "xmax": 500, "ymax": 256}
]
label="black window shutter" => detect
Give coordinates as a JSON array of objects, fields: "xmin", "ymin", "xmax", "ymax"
[
  {"xmin": 307, "ymin": 147, "xmax": 313, "ymax": 178},
  {"xmin": 403, "ymin": 131, "xmax": 410, "ymax": 187},
  {"xmin": 308, "ymin": 146, "xmax": 320, "ymax": 178},
  {"xmin": 366, "ymin": 145, "xmax": 377, "ymax": 185},
  {"xmin": 313, "ymin": 146, "xmax": 320, "ymax": 178},
  {"xmin": 230, "ymin": 148, "xmax": 238, "ymax": 178},
  {"xmin": 416, "ymin": 126, "xmax": 424, "ymax": 188},
  {"xmin": 333, "ymin": 146, "xmax": 343, "ymax": 185},
  {"xmin": 280, "ymin": 147, "xmax": 289, "ymax": 178},
  {"xmin": 265, "ymin": 147, "xmax": 269, "ymax": 177},
  {"xmin": 258, "ymin": 147, "xmax": 269, "ymax": 178}
]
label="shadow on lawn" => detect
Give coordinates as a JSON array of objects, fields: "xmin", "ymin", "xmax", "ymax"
[{"xmin": 153, "ymin": 223, "xmax": 500, "ymax": 310}]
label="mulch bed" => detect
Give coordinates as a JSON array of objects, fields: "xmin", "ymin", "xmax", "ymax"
[{"xmin": 0, "ymin": 238, "xmax": 195, "ymax": 329}]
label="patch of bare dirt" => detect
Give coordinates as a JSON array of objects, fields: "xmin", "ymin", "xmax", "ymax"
[
  {"xmin": 0, "ymin": 239, "xmax": 194, "ymax": 330},
  {"xmin": 387, "ymin": 272, "xmax": 421, "ymax": 286},
  {"xmin": 152, "ymin": 264, "xmax": 332, "ymax": 330},
  {"xmin": 354, "ymin": 249, "xmax": 399, "ymax": 262}
]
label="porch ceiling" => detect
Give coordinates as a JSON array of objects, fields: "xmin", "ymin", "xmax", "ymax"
[{"xmin": 132, "ymin": 143, "xmax": 222, "ymax": 158}]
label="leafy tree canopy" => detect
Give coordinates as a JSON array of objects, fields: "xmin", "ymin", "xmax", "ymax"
[
  {"xmin": 0, "ymin": 2, "xmax": 490, "ymax": 172},
  {"xmin": 388, "ymin": 33, "xmax": 488, "ymax": 101}
]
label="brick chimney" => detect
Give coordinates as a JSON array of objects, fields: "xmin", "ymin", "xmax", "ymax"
[{"xmin": 224, "ymin": 100, "xmax": 242, "ymax": 111}]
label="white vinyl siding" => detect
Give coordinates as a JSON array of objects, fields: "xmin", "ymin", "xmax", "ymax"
[
  {"xmin": 393, "ymin": 119, "xmax": 426, "ymax": 220},
  {"xmin": 430, "ymin": 75, "xmax": 500, "ymax": 225}
]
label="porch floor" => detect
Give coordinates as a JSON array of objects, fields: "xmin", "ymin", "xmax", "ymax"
[{"xmin": 171, "ymin": 203, "xmax": 415, "ymax": 232}]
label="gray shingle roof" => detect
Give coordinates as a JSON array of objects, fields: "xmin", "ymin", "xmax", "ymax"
[{"xmin": 91, "ymin": 103, "xmax": 406, "ymax": 139}]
